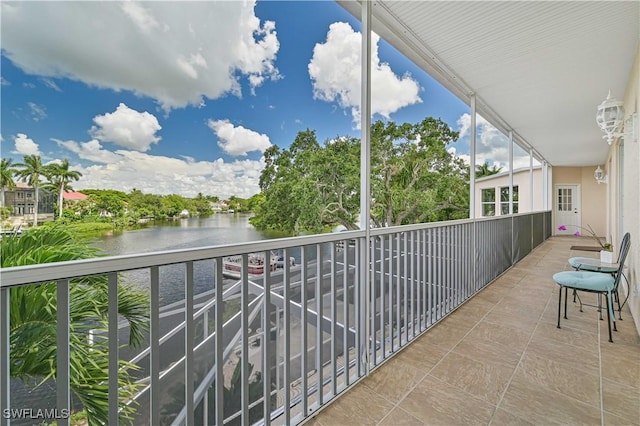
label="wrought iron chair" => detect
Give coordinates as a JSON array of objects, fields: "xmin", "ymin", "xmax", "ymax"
[
  {"xmin": 568, "ymin": 232, "xmax": 631, "ymax": 320},
  {"xmin": 553, "ymin": 233, "xmax": 631, "ymax": 343}
]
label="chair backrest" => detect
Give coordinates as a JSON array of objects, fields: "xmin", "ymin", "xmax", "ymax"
[
  {"xmin": 616, "ymin": 232, "xmax": 631, "ymax": 261},
  {"xmin": 613, "ymin": 232, "xmax": 631, "ymax": 291}
]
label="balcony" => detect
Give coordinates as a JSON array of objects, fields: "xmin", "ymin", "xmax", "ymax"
[
  {"xmin": 311, "ymin": 236, "xmax": 640, "ymax": 425},
  {"xmin": 2, "ymin": 212, "xmax": 638, "ymax": 425}
]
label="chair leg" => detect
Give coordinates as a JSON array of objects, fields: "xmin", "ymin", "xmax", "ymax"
[
  {"xmin": 564, "ymin": 287, "xmax": 568, "ymax": 320},
  {"xmin": 576, "ymin": 291, "xmax": 584, "ymax": 312},
  {"xmin": 615, "ymin": 289, "xmax": 623, "ymax": 320},
  {"xmin": 557, "ymin": 286, "xmax": 562, "ymax": 328},
  {"xmin": 598, "ymin": 294, "xmax": 603, "ymax": 320},
  {"xmin": 606, "ymin": 292, "xmax": 613, "ymax": 343}
]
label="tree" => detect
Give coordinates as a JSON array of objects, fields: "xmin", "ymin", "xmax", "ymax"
[
  {"xmin": 1, "ymin": 226, "xmax": 149, "ymax": 424},
  {"xmin": 252, "ymin": 119, "xmax": 469, "ymax": 234},
  {"xmin": 475, "ymin": 161, "xmax": 503, "ymax": 178},
  {"xmin": 0, "ymin": 158, "xmax": 17, "ymax": 208},
  {"xmin": 83, "ymin": 189, "xmax": 128, "ymax": 217},
  {"xmin": 45, "ymin": 159, "xmax": 83, "ymax": 218},
  {"xmin": 15, "ymin": 155, "xmax": 48, "ymax": 226},
  {"xmin": 369, "ymin": 118, "xmax": 468, "ymax": 226},
  {"xmin": 160, "ymin": 194, "xmax": 187, "ymax": 218}
]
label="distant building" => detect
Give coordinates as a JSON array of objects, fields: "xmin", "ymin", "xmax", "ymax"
[
  {"xmin": 3, "ymin": 182, "xmax": 55, "ymax": 221},
  {"xmin": 474, "ymin": 166, "xmax": 544, "ymax": 217},
  {"xmin": 63, "ymin": 191, "xmax": 88, "ymax": 202}
]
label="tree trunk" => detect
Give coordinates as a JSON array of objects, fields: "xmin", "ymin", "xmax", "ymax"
[
  {"xmin": 59, "ymin": 186, "xmax": 64, "ymax": 218},
  {"xmin": 1, "ymin": 187, "xmax": 4, "ymax": 208},
  {"xmin": 33, "ymin": 186, "xmax": 39, "ymax": 226}
]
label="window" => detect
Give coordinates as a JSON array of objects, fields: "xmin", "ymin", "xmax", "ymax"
[
  {"xmin": 481, "ymin": 188, "xmax": 495, "ymax": 216},
  {"xmin": 500, "ymin": 186, "xmax": 519, "ymax": 215}
]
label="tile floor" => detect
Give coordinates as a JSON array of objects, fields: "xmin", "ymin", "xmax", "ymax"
[{"xmin": 309, "ymin": 237, "xmax": 640, "ymax": 425}]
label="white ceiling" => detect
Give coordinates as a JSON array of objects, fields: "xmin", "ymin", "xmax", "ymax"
[{"xmin": 338, "ymin": 1, "xmax": 639, "ymax": 166}]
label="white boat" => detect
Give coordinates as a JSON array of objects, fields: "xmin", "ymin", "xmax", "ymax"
[{"xmin": 222, "ymin": 251, "xmax": 296, "ymax": 278}]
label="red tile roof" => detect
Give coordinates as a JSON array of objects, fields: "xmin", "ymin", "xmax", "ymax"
[{"xmin": 63, "ymin": 191, "xmax": 88, "ymax": 201}]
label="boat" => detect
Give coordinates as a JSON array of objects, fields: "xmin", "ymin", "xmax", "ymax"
[{"xmin": 222, "ymin": 251, "xmax": 295, "ymax": 278}]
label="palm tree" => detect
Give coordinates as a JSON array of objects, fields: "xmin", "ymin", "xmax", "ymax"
[
  {"xmin": 0, "ymin": 158, "xmax": 17, "ymax": 208},
  {"xmin": 1, "ymin": 226, "xmax": 149, "ymax": 424},
  {"xmin": 46, "ymin": 159, "xmax": 83, "ymax": 218},
  {"xmin": 14, "ymin": 155, "xmax": 48, "ymax": 226},
  {"xmin": 475, "ymin": 161, "xmax": 503, "ymax": 178}
]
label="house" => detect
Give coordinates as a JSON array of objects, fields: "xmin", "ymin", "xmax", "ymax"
[
  {"xmin": 2, "ymin": 182, "xmax": 55, "ymax": 222},
  {"xmin": 62, "ymin": 191, "xmax": 88, "ymax": 202},
  {"xmin": 474, "ymin": 166, "xmax": 545, "ymax": 217}
]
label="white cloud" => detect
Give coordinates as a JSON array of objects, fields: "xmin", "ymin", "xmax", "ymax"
[
  {"xmin": 57, "ymin": 139, "xmax": 263, "ymax": 198},
  {"xmin": 12, "ymin": 133, "xmax": 41, "ymax": 156},
  {"xmin": 308, "ymin": 22, "xmax": 421, "ymax": 125},
  {"xmin": 27, "ymin": 102, "xmax": 47, "ymax": 122},
  {"xmin": 208, "ymin": 119, "xmax": 271, "ymax": 156},
  {"xmin": 89, "ymin": 103, "xmax": 161, "ymax": 152},
  {"xmin": 456, "ymin": 113, "xmax": 531, "ymax": 169},
  {"xmin": 0, "ymin": 77, "xmax": 10, "ymax": 86},
  {"xmin": 40, "ymin": 78, "xmax": 61, "ymax": 92},
  {"xmin": 54, "ymin": 139, "xmax": 122, "ymax": 164},
  {"xmin": 1, "ymin": 1, "xmax": 280, "ymax": 111}
]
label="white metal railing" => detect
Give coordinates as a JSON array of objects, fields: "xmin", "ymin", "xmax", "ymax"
[{"xmin": 0, "ymin": 211, "xmax": 551, "ymax": 426}]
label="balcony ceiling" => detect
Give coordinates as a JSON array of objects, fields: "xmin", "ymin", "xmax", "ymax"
[{"xmin": 338, "ymin": 1, "xmax": 639, "ymax": 166}]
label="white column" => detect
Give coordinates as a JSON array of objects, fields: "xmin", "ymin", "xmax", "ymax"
[
  {"xmin": 529, "ymin": 148, "xmax": 534, "ymax": 212},
  {"xmin": 359, "ymin": 0, "xmax": 372, "ymax": 373},
  {"xmin": 509, "ymin": 131, "xmax": 514, "ymax": 215},
  {"xmin": 469, "ymin": 95, "xmax": 476, "ymax": 219},
  {"xmin": 542, "ymin": 161, "xmax": 549, "ymax": 210}
]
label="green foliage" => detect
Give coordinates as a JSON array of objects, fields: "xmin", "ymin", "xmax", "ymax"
[
  {"xmin": 252, "ymin": 119, "xmax": 470, "ymax": 233},
  {"xmin": 226, "ymin": 196, "xmax": 249, "ymax": 212},
  {"xmin": 475, "ymin": 161, "xmax": 503, "ymax": 178},
  {"xmin": 1, "ymin": 158, "xmax": 17, "ymax": 208},
  {"xmin": 1, "ymin": 206, "xmax": 12, "ymax": 220},
  {"xmin": 1, "ymin": 226, "xmax": 149, "ymax": 424},
  {"xmin": 81, "ymin": 189, "xmax": 128, "ymax": 217}
]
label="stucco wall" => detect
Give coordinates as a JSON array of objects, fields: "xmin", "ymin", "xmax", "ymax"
[
  {"xmin": 617, "ymin": 44, "xmax": 639, "ymax": 335},
  {"xmin": 551, "ymin": 167, "xmax": 607, "ymax": 237},
  {"xmin": 474, "ymin": 167, "xmax": 544, "ymax": 217}
]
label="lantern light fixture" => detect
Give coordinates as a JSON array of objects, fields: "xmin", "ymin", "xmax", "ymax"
[
  {"xmin": 594, "ymin": 165, "xmax": 607, "ymax": 185},
  {"xmin": 596, "ymin": 91, "xmax": 625, "ymax": 145}
]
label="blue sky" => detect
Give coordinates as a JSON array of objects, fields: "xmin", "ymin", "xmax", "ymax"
[{"xmin": 1, "ymin": 1, "xmax": 528, "ymax": 199}]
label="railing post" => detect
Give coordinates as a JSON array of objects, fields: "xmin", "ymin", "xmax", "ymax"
[
  {"xmin": 1, "ymin": 287, "xmax": 9, "ymax": 426},
  {"xmin": 56, "ymin": 279, "xmax": 70, "ymax": 426},
  {"xmin": 185, "ymin": 262, "xmax": 195, "ymax": 426},
  {"xmin": 107, "ymin": 273, "xmax": 119, "ymax": 425},
  {"xmin": 149, "ymin": 267, "xmax": 160, "ymax": 426}
]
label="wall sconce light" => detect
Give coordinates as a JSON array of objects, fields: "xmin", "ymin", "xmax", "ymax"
[
  {"xmin": 594, "ymin": 165, "xmax": 608, "ymax": 184},
  {"xmin": 596, "ymin": 91, "xmax": 625, "ymax": 145}
]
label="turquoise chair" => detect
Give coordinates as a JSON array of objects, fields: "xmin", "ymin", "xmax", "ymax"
[
  {"xmin": 568, "ymin": 232, "xmax": 631, "ymax": 319},
  {"xmin": 553, "ymin": 234, "xmax": 630, "ymax": 343}
]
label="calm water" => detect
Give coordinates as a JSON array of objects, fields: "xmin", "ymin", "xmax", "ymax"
[{"xmin": 90, "ymin": 213, "xmax": 281, "ymax": 255}]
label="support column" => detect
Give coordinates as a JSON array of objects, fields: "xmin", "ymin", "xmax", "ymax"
[
  {"xmin": 542, "ymin": 161, "xmax": 549, "ymax": 211},
  {"xmin": 469, "ymin": 95, "xmax": 477, "ymax": 219},
  {"xmin": 359, "ymin": 0, "xmax": 372, "ymax": 374},
  {"xmin": 530, "ymin": 148, "xmax": 534, "ymax": 212},
  {"xmin": 509, "ymin": 131, "xmax": 514, "ymax": 215}
]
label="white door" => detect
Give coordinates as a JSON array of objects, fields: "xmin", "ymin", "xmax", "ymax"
[{"xmin": 555, "ymin": 184, "xmax": 581, "ymax": 235}]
